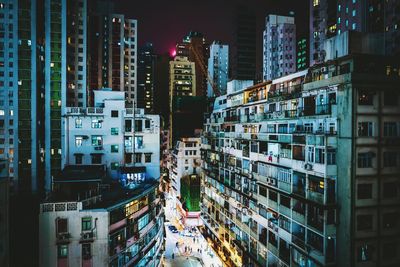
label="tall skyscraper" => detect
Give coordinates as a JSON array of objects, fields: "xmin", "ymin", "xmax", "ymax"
[
  {"xmin": 231, "ymin": 6, "xmax": 256, "ymax": 81},
  {"xmin": 169, "ymin": 56, "xmax": 205, "ymax": 146},
  {"xmin": 88, "ymin": 6, "xmax": 137, "ymax": 106},
  {"xmin": 66, "ymin": 0, "xmax": 87, "ymax": 107},
  {"xmin": 385, "ymin": 0, "xmax": 400, "ymax": 56},
  {"xmin": 309, "ymin": 0, "xmax": 338, "ymax": 66},
  {"xmin": 176, "ymin": 31, "xmax": 208, "ymax": 97},
  {"xmin": 207, "ymin": 41, "xmax": 229, "ymax": 97},
  {"xmin": 263, "ymin": 14, "xmax": 296, "ymax": 81},
  {"xmin": 137, "ymin": 42, "xmax": 156, "ymax": 113}
]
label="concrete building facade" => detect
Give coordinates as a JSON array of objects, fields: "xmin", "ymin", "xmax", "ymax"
[
  {"xmin": 263, "ymin": 15, "xmax": 296, "ymax": 81},
  {"xmin": 62, "ymin": 90, "xmax": 161, "ymax": 181},
  {"xmin": 201, "ymin": 53, "xmax": 400, "ymax": 267}
]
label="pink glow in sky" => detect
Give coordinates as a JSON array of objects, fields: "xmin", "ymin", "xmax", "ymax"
[{"xmin": 171, "ymin": 49, "xmax": 177, "ymax": 57}]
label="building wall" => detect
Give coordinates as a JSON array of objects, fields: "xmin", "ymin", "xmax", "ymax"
[
  {"xmin": 0, "ymin": 160, "xmax": 9, "ymax": 267},
  {"xmin": 263, "ymin": 15, "xmax": 296, "ymax": 81},
  {"xmin": 169, "ymin": 137, "xmax": 201, "ymax": 197},
  {"xmin": 63, "ymin": 90, "xmax": 161, "ymax": 180},
  {"xmin": 201, "ymin": 55, "xmax": 400, "ymax": 267},
  {"xmin": 39, "ymin": 202, "xmax": 109, "ymax": 267},
  {"xmin": 207, "ymin": 41, "xmax": 229, "ymax": 97}
]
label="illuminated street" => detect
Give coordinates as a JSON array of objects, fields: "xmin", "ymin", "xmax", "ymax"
[{"xmin": 163, "ymin": 193, "xmax": 223, "ymax": 267}]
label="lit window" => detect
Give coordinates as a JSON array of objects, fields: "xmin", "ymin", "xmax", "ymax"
[
  {"xmin": 75, "ymin": 136, "xmax": 83, "ymax": 147},
  {"xmin": 111, "ymin": 145, "xmax": 119, "ymax": 153},
  {"xmin": 75, "ymin": 118, "xmax": 82, "ymax": 128},
  {"xmin": 352, "ymin": 23, "xmax": 357, "ymax": 30}
]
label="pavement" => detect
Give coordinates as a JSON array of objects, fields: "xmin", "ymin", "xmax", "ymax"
[{"xmin": 163, "ymin": 192, "xmax": 223, "ymax": 267}]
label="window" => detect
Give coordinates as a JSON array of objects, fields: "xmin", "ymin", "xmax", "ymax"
[
  {"xmin": 75, "ymin": 154, "xmax": 83, "ymax": 165},
  {"xmin": 383, "ymin": 182, "xmax": 398, "ymax": 198},
  {"xmin": 384, "ymin": 91, "xmax": 398, "ymax": 106},
  {"xmin": 134, "ymin": 136, "xmax": 143, "ymax": 149},
  {"xmin": 358, "ymin": 122, "xmax": 373, "ymax": 137},
  {"xmin": 135, "ymin": 119, "xmax": 143, "ymax": 132},
  {"xmin": 358, "ymin": 153, "xmax": 373, "ymax": 168},
  {"xmin": 307, "ymin": 147, "xmax": 315, "ymax": 162},
  {"xmin": 82, "ymin": 243, "xmax": 91, "ymax": 260},
  {"xmin": 357, "ymin": 244, "xmax": 374, "ymax": 262},
  {"xmin": 383, "ymin": 122, "xmax": 398, "ymax": 137},
  {"xmin": 138, "ymin": 214, "xmax": 149, "ymax": 231},
  {"xmin": 75, "ymin": 136, "xmax": 83, "ymax": 147},
  {"xmin": 91, "ymin": 136, "xmax": 102, "ymax": 146},
  {"xmin": 91, "ymin": 118, "xmax": 102, "ymax": 128},
  {"xmin": 145, "ymin": 119, "xmax": 150, "ymax": 128},
  {"xmin": 111, "ymin": 127, "xmax": 118, "ymax": 135},
  {"xmin": 81, "ymin": 217, "xmax": 92, "ymax": 231},
  {"xmin": 91, "ymin": 154, "xmax": 102, "ymax": 164},
  {"xmin": 382, "ymin": 243, "xmax": 396, "ymax": 259},
  {"xmin": 357, "ymin": 184, "xmax": 372, "ymax": 199},
  {"xmin": 111, "ymin": 145, "xmax": 119, "ymax": 153},
  {"xmin": 111, "ymin": 110, "xmax": 118, "ymax": 117},
  {"xmin": 357, "ymin": 214, "xmax": 373, "ymax": 231},
  {"xmin": 358, "ymin": 91, "xmax": 374, "ymax": 105},
  {"xmin": 111, "ymin": 162, "xmax": 119, "ymax": 170},
  {"xmin": 383, "ymin": 151, "xmax": 397, "ymax": 167},
  {"xmin": 75, "ymin": 118, "xmax": 82, "ymax": 128},
  {"xmin": 58, "ymin": 245, "xmax": 68, "ymax": 259},
  {"xmin": 145, "ymin": 153, "xmax": 151, "ymax": 163},
  {"xmin": 382, "ymin": 213, "xmax": 398, "ymax": 229},
  {"xmin": 315, "ymin": 148, "xmax": 325, "ymax": 164},
  {"xmin": 134, "ymin": 153, "xmax": 141, "ymax": 163}
]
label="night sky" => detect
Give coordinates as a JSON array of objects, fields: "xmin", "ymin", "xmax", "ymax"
[{"xmin": 113, "ymin": 0, "xmax": 308, "ymax": 71}]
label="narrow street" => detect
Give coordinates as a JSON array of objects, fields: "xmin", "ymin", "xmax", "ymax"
[{"xmin": 163, "ymin": 193, "xmax": 223, "ymax": 267}]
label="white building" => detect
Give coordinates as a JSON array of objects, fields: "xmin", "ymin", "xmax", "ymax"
[
  {"xmin": 207, "ymin": 41, "xmax": 229, "ymax": 97},
  {"xmin": 62, "ymin": 90, "xmax": 160, "ymax": 181},
  {"xmin": 168, "ymin": 137, "xmax": 201, "ymax": 197},
  {"xmin": 39, "ymin": 175, "xmax": 164, "ymax": 267},
  {"xmin": 263, "ymin": 14, "xmax": 296, "ymax": 81}
]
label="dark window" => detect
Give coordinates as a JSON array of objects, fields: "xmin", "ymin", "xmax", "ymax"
[
  {"xmin": 75, "ymin": 154, "xmax": 83, "ymax": 165},
  {"xmin": 259, "ymin": 185, "xmax": 267, "ymax": 197},
  {"xmin": 144, "ymin": 153, "xmax": 151, "ymax": 163},
  {"xmin": 384, "ymin": 91, "xmax": 398, "ymax": 106},
  {"xmin": 358, "ymin": 153, "xmax": 373, "ymax": 168},
  {"xmin": 145, "ymin": 119, "xmax": 150, "ymax": 128},
  {"xmin": 382, "ymin": 243, "xmax": 396, "ymax": 259},
  {"xmin": 357, "ymin": 122, "xmax": 373, "ymax": 137},
  {"xmin": 57, "ymin": 218, "xmax": 68, "ymax": 234},
  {"xmin": 357, "ymin": 184, "xmax": 372, "ymax": 199},
  {"xmin": 111, "ymin": 110, "xmax": 118, "ymax": 117},
  {"xmin": 269, "ymin": 190, "xmax": 278, "ymax": 202},
  {"xmin": 383, "ymin": 151, "xmax": 398, "ymax": 167},
  {"xmin": 82, "ymin": 243, "xmax": 92, "ymax": 260},
  {"xmin": 383, "ymin": 182, "xmax": 398, "ymax": 198},
  {"xmin": 135, "ymin": 119, "xmax": 143, "ymax": 132},
  {"xmin": 357, "ymin": 214, "xmax": 373, "ymax": 231},
  {"xmin": 382, "ymin": 213, "xmax": 398, "ymax": 229},
  {"xmin": 358, "ymin": 91, "xmax": 374, "ymax": 105},
  {"xmin": 91, "ymin": 154, "xmax": 102, "ymax": 164}
]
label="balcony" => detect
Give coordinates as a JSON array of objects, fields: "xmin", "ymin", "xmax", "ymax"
[
  {"xmin": 56, "ymin": 232, "xmax": 71, "ymax": 244},
  {"xmin": 80, "ymin": 231, "xmax": 95, "ymax": 243}
]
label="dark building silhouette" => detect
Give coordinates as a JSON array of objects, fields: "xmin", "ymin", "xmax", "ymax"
[
  {"xmin": 230, "ymin": 6, "xmax": 257, "ymax": 81},
  {"xmin": 137, "ymin": 42, "xmax": 156, "ymax": 113}
]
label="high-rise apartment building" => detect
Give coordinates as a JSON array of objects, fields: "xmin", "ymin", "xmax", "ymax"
[
  {"xmin": 207, "ymin": 41, "xmax": 229, "ymax": 97},
  {"xmin": 66, "ymin": 0, "xmax": 87, "ymax": 107},
  {"xmin": 231, "ymin": 6, "xmax": 256, "ymax": 81},
  {"xmin": 176, "ymin": 32, "xmax": 208, "ymax": 97},
  {"xmin": 0, "ymin": 0, "xmax": 69, "ymax": 193},
  {"xmin": 88, "ymin": 8, "xmax": 137, "ymax": 105},
  {"xmin": 263, "ymin": 15, "xmax": 296, "ymax": 81},
  {"xmin": 0, "ymin": 160, "xmax": 9, "ymax": 267},
  {"xmin": 137, "ymin": 42, "xmax": 156, "ymax": 113},
  {"xmin": 201, "ymin": 51, "xmax": 400, "ymax": 266},
  {"xmin": 385, "ymin": 0, "xmax": 400, "ymax": 56}
]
